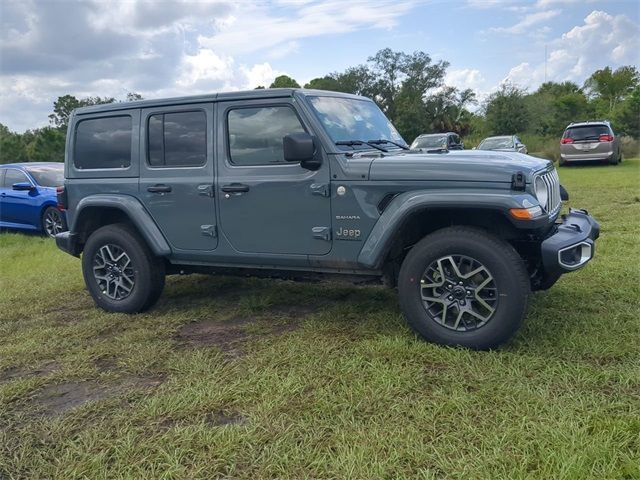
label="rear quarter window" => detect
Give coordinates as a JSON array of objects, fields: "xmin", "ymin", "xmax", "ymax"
[{"xmin": 74, "ymin": 116, "xmax": 132, "ymax": 169}]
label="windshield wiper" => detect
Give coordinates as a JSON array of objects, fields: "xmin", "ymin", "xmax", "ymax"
[
  {"xmin": 336, "ymin": 140, "xmax": 388, "ymax": 152},
  {"xmin": 367, "ymin": 139, "xmax": 409, "ymax": 150}
]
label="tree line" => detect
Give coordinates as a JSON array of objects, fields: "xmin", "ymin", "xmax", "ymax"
[{"xmin": 1, "ymin": 48, "xmax": 638, "ymax": 164}]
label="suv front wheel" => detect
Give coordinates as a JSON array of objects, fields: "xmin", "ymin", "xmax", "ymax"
[
  {"xmin": 398, "ymin": 226, "xmax": 530, "ymax": 350},
  {"xmin": 82, "ymin": 223, "xmax": 165, "ymax": 313}
]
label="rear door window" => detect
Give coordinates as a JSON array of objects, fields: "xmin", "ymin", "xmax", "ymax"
[
  {"xmin": 74, "ymin": 116, "xmax": 132, "ymax": 169},
  {"xmin": 147, "ymin": 111, "xmax": 207, "ymax": 167},
  {"xmin": 563, "ymin": 125, "xmax": 609, "ymax": 142}
]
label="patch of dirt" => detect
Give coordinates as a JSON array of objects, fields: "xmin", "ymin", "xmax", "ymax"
[
  {"xmin": 28, "ymin": 376, "xmax": 164, "ymax": 417},
  {"xmin": 44, "ymin": 297, "xmax": 92, "ymax": 324},
  {"xmin": 176, "ymin": 317, "xmax": 251, "ymax": 355},
  {"xmin": 0, "ymin": 362, "xmax": 60, "ymax": 383},
  {"xmin": 175, "ymin": 315, "xmax": 300, "ymax": 356},
  {"xmin": 158, "ymin": 410, "xmax": 246, "ymax": 430},
  {"xmin": 268, "ymin": 302, "xmax": 324, "ymax": 317},
  {"xmin": 94, "ymin": 356, "xmax": 118, "ymax": 372},
  {"xmin": 205, "ymin": 410, "xmax": 245, "ymax": 426},
  {"xmin": 94, "ymin": 326, "xmax": 119, "ymax": 341}
]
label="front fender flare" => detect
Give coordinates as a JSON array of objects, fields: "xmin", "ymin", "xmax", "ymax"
[
  {"xmin": 357, "ymin": 189, "xmax": 542, "ymax": 269},
  {"xmin": 72, "ymin": 194, "xmax": 171, "ymax": 256}
]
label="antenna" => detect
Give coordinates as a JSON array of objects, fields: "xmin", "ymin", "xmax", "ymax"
[{"xmin": 544, "ymin": 45, "xmax": 547, "ymax": 83}]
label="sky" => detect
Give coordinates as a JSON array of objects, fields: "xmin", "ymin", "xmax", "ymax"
[{"xmin": 0, "ymin": 0, "xmax": 638, "ymax": 133}]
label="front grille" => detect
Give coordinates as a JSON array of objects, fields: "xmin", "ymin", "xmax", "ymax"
[{"xmin": 538, "ymin": 169, "xmax": 561, "ymax": 216}]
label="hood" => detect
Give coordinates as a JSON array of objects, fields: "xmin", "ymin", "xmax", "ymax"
[{"xmin": 368, "ymin": 149, "xmax": 551, "ymax": 183}]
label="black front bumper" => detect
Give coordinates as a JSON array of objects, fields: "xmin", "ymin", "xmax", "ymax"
[
  {"xmin": 541, "ymin": 208, "xmax": 600, "ymax": 278},
  {"xmin": 55, "ymin": 231, "xmax": 82, "ymax": 257}
]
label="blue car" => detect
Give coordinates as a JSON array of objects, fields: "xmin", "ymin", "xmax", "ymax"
[{"xmin": 0, "ymin": 162, "xmax": 67, "ymax": 237}]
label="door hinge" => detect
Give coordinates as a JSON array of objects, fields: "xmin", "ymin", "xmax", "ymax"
[
  {"xmin": 312, "ymin": 226, "xmax": 331, "ymax": 241},
  {"xmin": 310, "ymin": 183, "xmax": 330, "ymax": 197},
  {"xmin": 198, "ymin": 184, "xmax": 214, "ymax": 197},
  {"xmin": 201, "ymin": 225, "xmax": 217, "ymax": 237}
]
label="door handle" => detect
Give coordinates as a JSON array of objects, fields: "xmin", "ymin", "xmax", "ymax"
[
  {"xmin": 221, "ymin": 183, "xmax": 250, "ymax": 193},
  {"xmin": 147, "ymin": 184, "xmax": 172, "ymax": 193}
]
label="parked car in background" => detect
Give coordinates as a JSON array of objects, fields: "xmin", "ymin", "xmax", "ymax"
[
  {"xmin": 560, "ymin": 121, "xmax": 621, "ymax": 166},
  {"xmin": 477, "ymin": 135, "xmax": 528, "ymax": 154},
  {"xmin": 0, "ymin": 162, "xmax": 67, "ymax": 237},
  {"xmin": 411, "ymin": 132, "xmax": 464, "ymax": 151}
]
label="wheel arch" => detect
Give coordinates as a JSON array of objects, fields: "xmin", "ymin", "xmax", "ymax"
[
  {"xmin": 358, "ymin": 190, "xmax": 539, "ymax": 272},
  {"xmin": 71, "ymin": 195, "xmax": 171, "ymax": 257},
  {"xmin": 39, "ymin": 200, "xmax": 59, "ymax": 229}
]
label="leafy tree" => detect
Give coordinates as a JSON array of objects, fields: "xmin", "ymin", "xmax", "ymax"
[
  {"xmin": 366, "ymin": 48, "xmax": 448, "ymax": 122},
  {"xmin": 303, "ymin": 76, "xmax": 344, "ymax": 91},
  {"xmin": 584, "ymin": 66, "xmax": 639, "ymax": 113},
  {"xmin": 0, "ymin": 123, "xmax": 28, "ymax": 164},
  {"xmin": 526, "ymin": 82, "xmax": 591, "ymax": 136},
  {"xmin": 613, "ymin": 85, "xmax": 640, "ymax": 138},
  {"xmin": 269, "ymin": 75, "xmax": 301, "ymax": 88},
  {"xmin": 484, "ymin": 83, "xmax": 530, "ymax": 135},
  {"xmin": 24, "ymin": 127, "xmax": 66, "ymax": 162},
  {"xmin": 49, "ymin": 94, "xmax": 116, "ymax": 129},
  {"xmin": 332, "ymin": 66, "xmax": 377, "ymax": 97},
  {"xmin": 126, "ymin": 92, "xmax": 143, "ymax": 102}
]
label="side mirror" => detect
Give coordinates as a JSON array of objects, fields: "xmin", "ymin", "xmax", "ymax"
[
  {"xmin": 283, "ymin": 132, "xmax": 321, "ymax": 170},
  {"xmin": 12, "ymin": 182, "xmax": 34, "ymax": 191}
]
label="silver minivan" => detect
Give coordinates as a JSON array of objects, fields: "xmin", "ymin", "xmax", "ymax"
[{"xmin": 560, "ymin": 121, "xmax": 621, "ymax": 165}]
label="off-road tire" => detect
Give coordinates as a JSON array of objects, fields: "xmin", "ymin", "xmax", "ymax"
[
  {"xmin": 82, "ymin": 223, "xmax": 165, "ymax": 313},
  {"xmin": 398, "ymin": 226, "xmax": 530, "ymax": 350}
]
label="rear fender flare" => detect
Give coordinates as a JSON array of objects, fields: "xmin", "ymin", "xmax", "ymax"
[{"xmin": 72, "ymin": 194, "xmax": 171, "ymax": 256}]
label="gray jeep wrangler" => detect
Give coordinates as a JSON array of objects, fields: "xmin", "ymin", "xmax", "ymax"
[{"xmin": 56, "ymin": 89, "xmax": 599, "ymax": 350}]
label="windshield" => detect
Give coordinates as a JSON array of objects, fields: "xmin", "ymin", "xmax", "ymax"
[
  {"xmin": 307, "ymin": 96, "xmax": 406, "ymax": 149},
  {"xmin": 478, "ymin": 137, "xmax": 513, "ymax": 149},
  {"xmin": 411, "ymin": 135, "xmax": 447, "ymax": 149},
  {"xmin": 26, "ymin": 165, "xmax": 64, "ymax": 187},
  {"xmin": 563, "ymin": 125, "xmax": 609, "ymax": 141}
]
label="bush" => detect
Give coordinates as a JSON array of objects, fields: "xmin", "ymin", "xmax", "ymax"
[{"xmin": 620, "ymin": 135, "xmax": 640, "ymax": 159}]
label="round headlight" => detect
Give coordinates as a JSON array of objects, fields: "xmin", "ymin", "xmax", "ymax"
[{"xmin": 534, "ymin": 177, "xmax": 548, "ymax": 210}]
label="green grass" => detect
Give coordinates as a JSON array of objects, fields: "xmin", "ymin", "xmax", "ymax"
[{"xmin": 1, "ymin": 160, "xmax": 639, "ymax": 479}]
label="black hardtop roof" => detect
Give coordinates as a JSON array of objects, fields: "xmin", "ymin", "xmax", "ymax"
[{"xmin": 74, "ymin": 88, "xmax": 368, "ymax": 115}]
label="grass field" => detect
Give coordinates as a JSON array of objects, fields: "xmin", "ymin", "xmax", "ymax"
[{"xmin": 1, "ymin": 160, "xmax": 639, "ymax": 479}]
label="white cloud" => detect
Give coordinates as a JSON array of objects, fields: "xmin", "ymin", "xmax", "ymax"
[
  {"xmin": 198, "ymin": 0, "xmax": 417, "ymax": 56},
  {"xmin": 446, "ymin": 68, "xmax": 486, "ymax": 91},
  {"xmin": 267, "ymin": 41, "xmax": 300, "ymax": 60},
  {"xmin": 503, "ymin": 10, "xmax": 639, "ymax": 89},
  {"xmin": 0, "ymin": 0, "xmax": 421, "ymax": 132},
  {"xmin": 490, "ymin": 9, "xmax": 561, "ymax": 34},
  {"xmin": 535, "ymin": 0, "xmax": 588, "ymax": 7},
  {"xmin": 240, "ymin": 63, "xmax": 285, "ymax": 89},
  {"xmin": 176, "ymin": 50, "xmax": 235, "ymax": 87}
]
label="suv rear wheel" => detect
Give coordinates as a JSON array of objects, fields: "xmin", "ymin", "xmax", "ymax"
[
  {"xmin": 82, "ymin": 223, "xmax": 165, "ymax": 313},
  {"xmin": 398, "ymin": 227, "xmax": 529, "ymax": 350}
]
